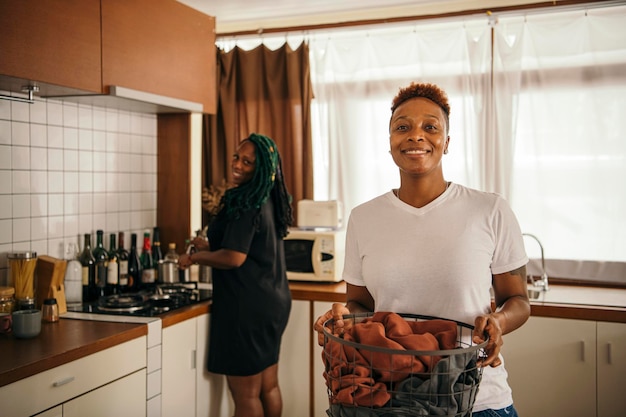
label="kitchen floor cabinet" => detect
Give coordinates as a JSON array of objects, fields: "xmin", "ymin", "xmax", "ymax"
[
  {"xmin": 162, "ymin": 318, "xmax": 197, "ymax": 417},
  {"xmin": 161, "ymin": 313, "xmax": 233, "ymax": 417},
  {"xmin": 503, "ymin": 317, "xmax": 626, "ymax": 417},
  {"xmin": 1, "ymin": 336, "xmax": 147, "ymax": 417},
  {"xmin": 597, "ymin": 322, "xmax": 626, "ymax": 417},
  {"xmin": 63, "ymin": 369, "xmax": 146, "ymax": 417},
  {"xmin": 279, "ymin": 300, "xmax": 312, "ymax": 416}
]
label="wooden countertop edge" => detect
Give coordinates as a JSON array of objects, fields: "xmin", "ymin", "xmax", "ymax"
[
  {"xmin": 529, "ymin": 303, "xmax": 626, "ymax": 323},
  {"xmin": 288, "ymin": 281, "xmax": 626, "ymax": 323},
  {"xmin": 160, "ymin": 301, "xmax": 210, "ymax": 328},
  {"xmin": 0, "ymin": 324, "xmax": 147, "ymax": 388}
]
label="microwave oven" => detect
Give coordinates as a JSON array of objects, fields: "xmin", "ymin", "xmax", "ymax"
[{"xmin": 283, "ymin": 228, "xmax": 345, "ymax": 282}]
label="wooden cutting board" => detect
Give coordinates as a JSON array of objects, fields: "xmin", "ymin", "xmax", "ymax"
[{"xmin": 36, "ymin": 255, "xmax": 68, "ymax": 314}]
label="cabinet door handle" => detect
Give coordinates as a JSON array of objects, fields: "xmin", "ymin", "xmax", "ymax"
[
  {"xmin": 191, "ymin": 349, "xmax": 196, "ymax": 370},
  {"xmin": 52, "ymin": 376, "xmax": 75, "ymax": 387},
  {"xmin": 607, "ymin": 342, "xmax": 612, "ymax": 365}
]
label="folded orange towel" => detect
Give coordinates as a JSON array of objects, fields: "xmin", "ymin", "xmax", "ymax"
[{"xmin": 323, "ymin": 312, "xmax": 459, "ymax": 407}]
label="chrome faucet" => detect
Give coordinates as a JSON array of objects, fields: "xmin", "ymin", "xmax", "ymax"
[{"xmin": 522, "ymin": 233, "xmax": 549, "ymax": 291}]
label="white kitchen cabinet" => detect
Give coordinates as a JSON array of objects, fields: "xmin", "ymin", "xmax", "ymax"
[
  {"xmin": 162, "ymin": 318, "xmax": 197, "ymax": 417},
  {"xmin": 279, "ymin": 299, "xmax": 312, "ymax": 416},
  {"xmin": 162, "ymin": 313, "xmax": 233, "ymax": 417},
  {"xmin": 33, "ymin": 406, "xmax": 62, "ymax": 417},
  {"xmin": 502, "ymin": 317, "xmax": 626, "ymax": 417},
  {"xmin": 503, "ymin": 317, "xmax": 596, "ymax": 417},
  {"xmin": 63, "ymin": 369, "xmax": 146, "ymax": 417},
  {"xmin": 196, "ymin": 313, "xmax": 234, "ymax": 417},
  {"xmin": 1, "ymin": 336, "xmax": 147, "ymax": 417},
  {"xmin": 597, "ymin": 321, "xmax": 626, "ymax": 417}
]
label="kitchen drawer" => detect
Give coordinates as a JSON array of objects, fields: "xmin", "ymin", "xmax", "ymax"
[{"xmin": 0, "ymin": 336, "xmax": 146, "ymax": 417}]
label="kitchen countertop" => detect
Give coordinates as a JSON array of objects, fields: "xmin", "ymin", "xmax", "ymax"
[
  {"xmin": 2, "ymin": 281, "xmax": 625, "ymax": 390},
  {"xmin": 288, "ymin": 280, "xmax": 626, "ymax": 323},
  {"xmin": 0, "ymin": 318, "xmax": 147, "ymax": 387}
]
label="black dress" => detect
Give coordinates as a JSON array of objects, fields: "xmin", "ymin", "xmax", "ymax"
[{"xmin": 206, "ymin": 199, "xmax": 292, "ymax": 376}]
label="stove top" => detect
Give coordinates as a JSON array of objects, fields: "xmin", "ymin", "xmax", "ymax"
[{"xmin": 67, "ymin": 282, "xmax": 212, "ymax": 317}]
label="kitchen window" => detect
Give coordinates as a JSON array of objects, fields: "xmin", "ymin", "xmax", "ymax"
[{"xmin": 308, "ymin": 5, "xmax": 626, "ymax": 285}]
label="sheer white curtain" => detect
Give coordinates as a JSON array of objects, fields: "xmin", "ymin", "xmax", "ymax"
[
  {"xmin": 308, "ymin": 5, "xmax": 626, "ymax": 282},
  {"xmin": 494, "ymin": 7, "xmax": 626, "ymax": 281},
  {"xmin": 309, "ymin": 19, "xmax": 492, "ymax": 215}
]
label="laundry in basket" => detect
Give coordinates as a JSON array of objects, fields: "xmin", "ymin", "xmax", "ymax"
[{"xmin": 322, "ymin": 312, "xmax": 486, "ymax": 417}]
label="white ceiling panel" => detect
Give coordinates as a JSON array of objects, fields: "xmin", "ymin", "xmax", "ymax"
[{"xmin": 177, "ymin": 0, "xmax": 544, "ymax": 34}]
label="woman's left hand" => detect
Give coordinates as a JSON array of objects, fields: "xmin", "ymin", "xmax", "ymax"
[{"xmin": 472, "ymin": 314, "xmax": 504, "ymax": 367}]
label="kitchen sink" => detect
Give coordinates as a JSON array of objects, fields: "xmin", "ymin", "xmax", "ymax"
[{"xmin": 524, "ymin": 285, "xmax": 626, "ymax": 308}]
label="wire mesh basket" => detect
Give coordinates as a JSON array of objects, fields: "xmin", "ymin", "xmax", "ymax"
[{"xmin": 322, "ymin": 312, "xmax": 487, "ymax": 417}]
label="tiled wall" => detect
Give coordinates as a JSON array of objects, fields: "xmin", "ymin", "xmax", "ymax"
[{"xmin": 0, "ymin": 91, "xmax": 157, "ymax": 286}]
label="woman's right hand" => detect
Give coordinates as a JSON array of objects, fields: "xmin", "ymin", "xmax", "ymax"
[{"xmin": 313, "ymin": 302, "xmax": 351, "ymax": 346}]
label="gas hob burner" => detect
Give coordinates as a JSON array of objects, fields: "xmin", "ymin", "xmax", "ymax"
[
  {"xmin": 97, "ymin": 293, "xmax": 147, "ymax": 313},
  {"xmin": 67, "ymin": 282, "xmax": 212, "ymax": 317}
]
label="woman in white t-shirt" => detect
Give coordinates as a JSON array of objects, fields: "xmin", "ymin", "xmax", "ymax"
[{"xmin": 314, "ymin": 82, "xmax": 531, "ymax": 416}]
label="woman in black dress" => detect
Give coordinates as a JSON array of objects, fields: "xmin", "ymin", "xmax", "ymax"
[{"xmin": 179, "ymin": 133, "xmax": 293, "ymax": 417}]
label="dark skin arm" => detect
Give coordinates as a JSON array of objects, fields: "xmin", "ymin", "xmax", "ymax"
[
  {"xmin": 313, "ymin": 265, "xmax": 531, "ymax": 367},
  {"xmin": 473, "ymin": 264, "xmax": 530, "ymax": 367},
  {"xmin": 179, "ymin": 248, "xmax": 246, "ymax": 270}
]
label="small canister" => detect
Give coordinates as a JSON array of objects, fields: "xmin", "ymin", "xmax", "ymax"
[
  {"xmin": 42, "ymin": 298, "xmax": 59, "ymax": 323},
  {"xmin": 8, "ymin": 251, "xmax": 38, "ymax": 305},
  {"xmin": 0, "ymin": 286, "xmax": 16, "ymax": 314}
]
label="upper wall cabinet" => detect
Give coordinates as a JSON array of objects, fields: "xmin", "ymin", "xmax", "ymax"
[
  {"xmin": 0, "ymin": 0, "xmax": 102, "ymax": 95},
  {"xmin": 101, "ymin": 0, "xmax": 216, "ymax": 113},
  {"xmin": 0, "ymin": 0, "xmax": 216, "ymax": 113}
]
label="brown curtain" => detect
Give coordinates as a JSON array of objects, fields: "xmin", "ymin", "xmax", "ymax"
[{"xmin": 202, "ymin": 42, "xmax": 313, "ymax": 226}]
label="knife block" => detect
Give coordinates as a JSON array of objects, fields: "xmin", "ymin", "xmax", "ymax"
[{"xmin": 36, "ymin": 255, "xmax": 68, "ymax": 314}]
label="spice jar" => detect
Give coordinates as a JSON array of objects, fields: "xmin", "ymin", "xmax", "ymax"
[
  {"xmin": 8, "ymin": 251, "xmax": 38, "ymax": 305},
  {"xmin": 42, "ymin": 298, "xmax": 59, "ymax": 323},
  {"xmin": 0, "ymin": 286, "xmax": 15, "ymax": 314}
]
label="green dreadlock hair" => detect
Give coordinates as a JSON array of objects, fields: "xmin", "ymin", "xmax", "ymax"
[{"xmin": 222, "ymin": 133, "xmax": 294, "ymax": 237}]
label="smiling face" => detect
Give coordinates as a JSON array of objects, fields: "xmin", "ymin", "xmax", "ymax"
[
  {"xmin": 389, "ymin": 97, "xmax": 450, "ymax": 178},
  {"xmin": 231, "ymin": 140, "xmax": 257, "ymax": 186}
]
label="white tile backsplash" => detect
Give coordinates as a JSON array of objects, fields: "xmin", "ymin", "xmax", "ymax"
[
  {"xmin": 11, "ymin": 121, "xmax": 29, "ymax": 146},
  {"xmin": 0, "ymin": 97, "xmax": 157, "ymax": 273},
  {"xmin": 12, "ymin": 145, "xmax": 30, "ymax": 170},
  {"xmin": 0, "ymin": 145, "xmax": 10, "ymax": 169},
  {"xmin": 30, "ymin": 100, "xmax": 47, "ymax": 124},
  {"xmin": 12, "ymin": 170, "xmax": 30, "ymax": 193},
  {"xmin": 30, "ymin": 123, "xmax": 47, "ymax": 147},
  {"xmin": 11, "ymin": 101, "xmax": 29, "ymax": 123},
  {"xmin": 0, "ymin": 120, "xmax": 10, "ymax": 144},
  {"xmin": 12, "ymin": 194, "xmax": 30, "ymax": 218}
]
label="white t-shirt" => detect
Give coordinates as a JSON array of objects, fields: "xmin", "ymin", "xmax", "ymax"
[{"xmin": 343, "ymin": 183, "xmax": 528, "ymax": 411}]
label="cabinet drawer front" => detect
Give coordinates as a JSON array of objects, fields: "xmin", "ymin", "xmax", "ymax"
[{"xmin": 0, "ymin": 336, "xmax": 146, "ymax": 417}]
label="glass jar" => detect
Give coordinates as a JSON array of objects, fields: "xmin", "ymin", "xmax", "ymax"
[
  {"xmin": 42, "ymin": 298, "xmax": 59, "ymax": 323},
  {"xmin": 0, "ymin": 286, "xmax": 15, "ymax": 314},
  {"xmin": 8, "ymin": 251, "xmax": 38, "ymax": 304}
]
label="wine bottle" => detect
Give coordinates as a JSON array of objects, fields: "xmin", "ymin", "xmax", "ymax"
[
  {"xmin": 92, "ymin": 230, "xmax": 108, "ymax": 298},
  {"xmin": 78, "ymin": 233, "xmax": 96, "ymax": 302},
  {"xmin": 128, "ymin": 233, "xmax": 142, "ymax": 292},
  {"xmin": 107, "ymin": 233, "xmax": 119, "ymax": 295},
  {"xmin": 140, "ymin": 232, "xmax": 155, "ymax": 288},
  {"xmin": 152, "ymin": 227, "xmax": 164, "ymax": 282},
  {"xmin": 117, "ymin": 232, "xmax": 130, "ymax": 293},
  {"xmin": 63, "ymin": 242, "xmax": 82, "ymax": 306}
]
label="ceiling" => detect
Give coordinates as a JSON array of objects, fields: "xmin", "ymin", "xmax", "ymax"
[{"xmin": 177, "ymin": 0, "xmax": 542, "ymax": 35}]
